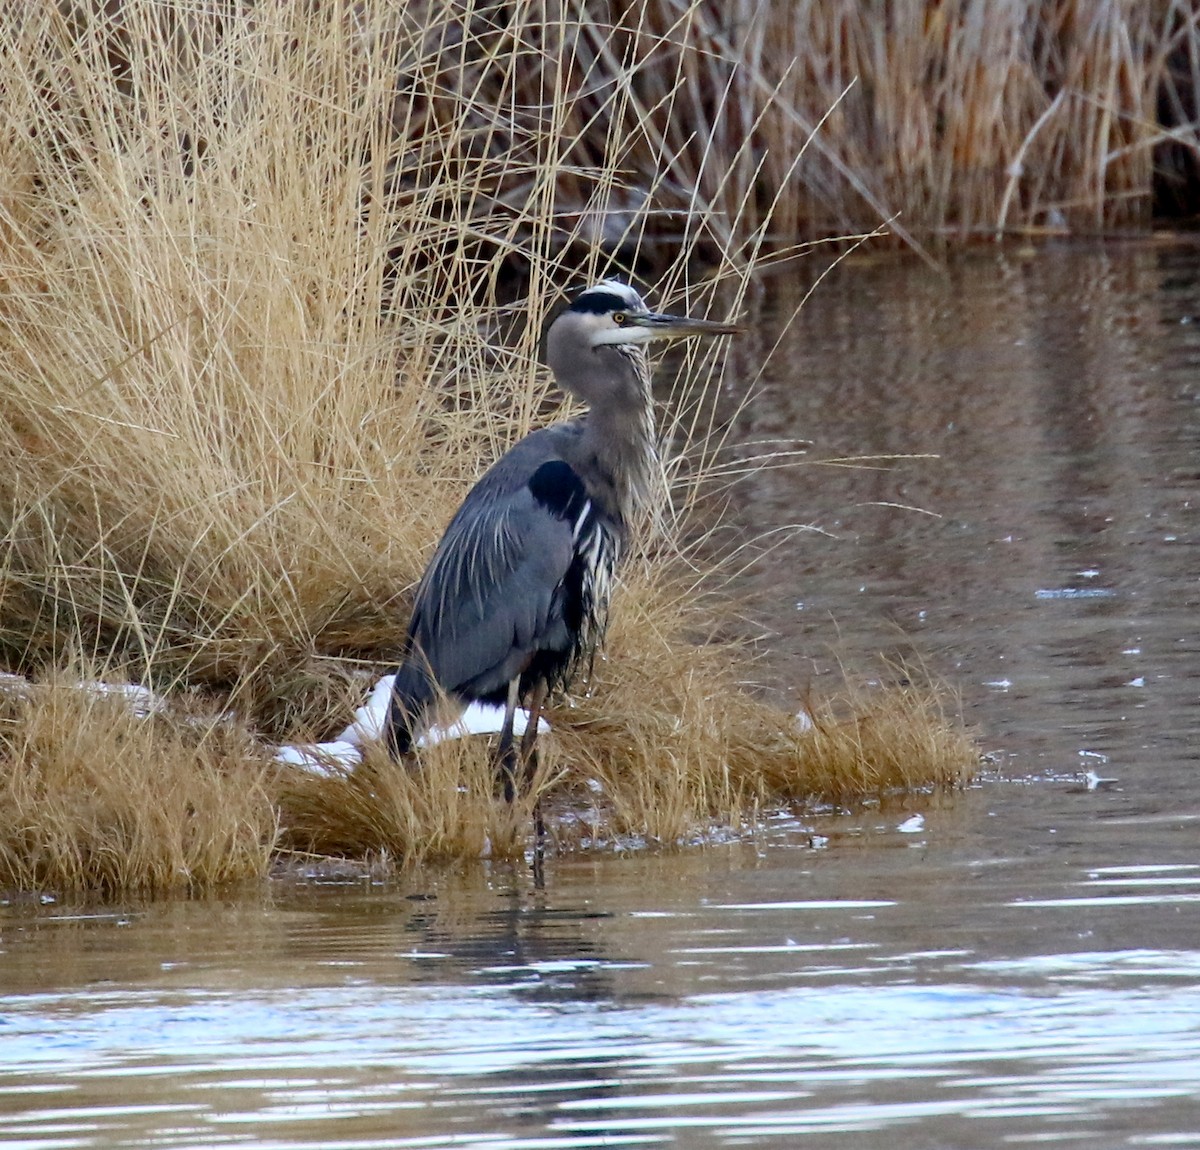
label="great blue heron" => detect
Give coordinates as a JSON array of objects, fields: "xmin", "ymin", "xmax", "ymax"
[{"xmin": 385, "ymin": 279, "xmax": 741, "ymax": 798}]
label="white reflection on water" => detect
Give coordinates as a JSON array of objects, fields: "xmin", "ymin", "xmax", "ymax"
[{"xmin": 3, "ymin": 953, "xmax": 1200, "ymax": 1148}]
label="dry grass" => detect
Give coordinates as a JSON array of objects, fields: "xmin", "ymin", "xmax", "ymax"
[
  {"xmin": 750, "ymin": 0, "xmax": 1196, "ymax": 239},
  {"xmin": 275, "ymin": 737, "xmax": 532, "ymax": 866},
  {"xmin": 0, "ymin": 669, "xmax": 275, "ymax": 897},
  {"xmin": 0, "ymin": 1, "xmax": 987, "ymax": 895}
]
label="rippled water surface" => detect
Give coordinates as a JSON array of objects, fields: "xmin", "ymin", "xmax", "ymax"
[{"xmin": 3, "ymin": 243, "xmax": 1199, "ymax": 1148}]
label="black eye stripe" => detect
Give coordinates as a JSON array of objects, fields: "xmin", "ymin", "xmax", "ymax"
[{"xmin": 568, "ymin": 290, "xmax": 638, "ymax": 315}]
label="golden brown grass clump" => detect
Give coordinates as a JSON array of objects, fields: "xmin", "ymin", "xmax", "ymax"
[
  {"xmin": 0, "ymin": 2, "xmax": 976, "ymax": 894},
  {"xmin": 0, "ymin": 669, "xmax": 275, "ymax": 896}
]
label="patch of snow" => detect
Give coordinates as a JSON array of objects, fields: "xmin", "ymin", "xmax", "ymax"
[
  {"xmin": 274, "ymin": 740, "xmax": 363, "ymax": 776},
  {"xmin": 75, "ymin": 680, "xmax": 167, "ymax": 718},
  {"xmin": 275, "ymin": 676, "xmax": 552, "ymax": 774}
]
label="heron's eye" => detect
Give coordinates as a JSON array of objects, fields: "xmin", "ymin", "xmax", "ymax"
[{"xmin": 611, "ymin": 311, "xmax": 627, "ymax": 326}]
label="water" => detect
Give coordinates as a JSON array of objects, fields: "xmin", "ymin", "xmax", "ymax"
[{"xmin": 3, "ymin": 242, "xmax": 1199, "ymax": 1148}]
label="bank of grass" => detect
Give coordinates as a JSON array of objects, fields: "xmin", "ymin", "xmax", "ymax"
[
  {"xmin": 0, "ymin": 671, "xmax": 275, "ymax": 896},
  {"xmin": 0, "ymin": 2, "xmax": 979, "ymax": 897},
  {"xmin": 276, "ymin": 584, "xmax": 974, "ymax": 865}
]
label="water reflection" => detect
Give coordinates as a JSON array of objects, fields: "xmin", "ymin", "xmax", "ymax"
[
  {"xmin": 712, "ymin": 241, "xmax": 1200, "ymax": 781},
  {"xmin": 3, "ymin": 243, "xmax": 1200, "ymax": 1148},
  {"xmin": 5, "ymin": 841, "xmax": 1200, "ymax": 1148}
]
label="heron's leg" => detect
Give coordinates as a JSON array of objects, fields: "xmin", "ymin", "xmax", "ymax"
[
  {"xmin": 520, "ymin": 680, "xmax": 548, "ymax": 840},
  {"xmin": 519, "ymin": 680, "xmax": 546, "ymax": 785},
  {"xmin": 498, "ymin": 678, "xmax": 520, "ymax": 802}
]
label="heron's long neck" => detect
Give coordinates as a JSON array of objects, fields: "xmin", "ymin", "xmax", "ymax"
[{"xmin": 580, "ymin": 355, "xmax": 659, "ymax": 529}]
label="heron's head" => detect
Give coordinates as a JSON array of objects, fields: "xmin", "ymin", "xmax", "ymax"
[
  {"xmin": 559, "ymin": 279, "xmax": 742, "ymax": 348},
  {"xmin": 546, "ymin": 279, "xmax": 741, "ymax": 407}
]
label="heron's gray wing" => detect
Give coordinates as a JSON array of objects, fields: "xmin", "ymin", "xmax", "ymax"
[{"xmin": 406, "ymin": 451, "xmax": 591, "ymax": 700}]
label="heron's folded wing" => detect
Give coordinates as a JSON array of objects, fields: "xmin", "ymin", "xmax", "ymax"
[{"xmin": 407, "ymin": 467, "xmax": 582, "ymax": 696}]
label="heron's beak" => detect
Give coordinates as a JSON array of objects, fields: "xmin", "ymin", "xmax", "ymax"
[{"xmin": 642, "ymin": 312, "xmax": 745, "ymax": 339}]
